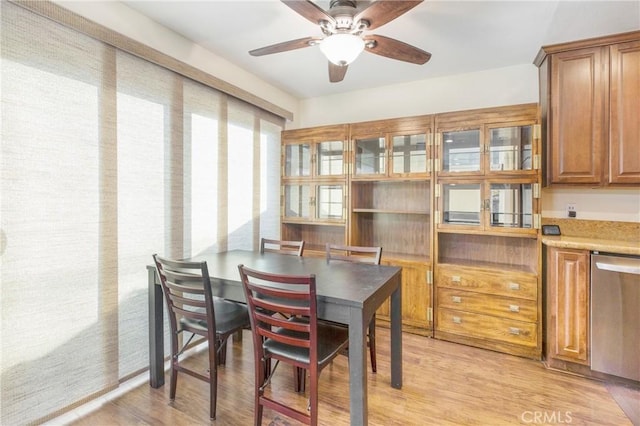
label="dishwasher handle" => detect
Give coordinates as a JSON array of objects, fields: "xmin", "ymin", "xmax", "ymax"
[{"xmin": 595, "ymin": 261, "xmax": 640, "ymax": 275}]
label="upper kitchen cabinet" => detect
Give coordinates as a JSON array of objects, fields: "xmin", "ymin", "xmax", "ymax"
[
  {"xmin": 282, "ymin": 124, "xmax": 349, "ymax": 181},
  {"xmin": 434, "ymin": 104, "xmax": 541, "ymax": 236},
  {"xmin": 350, "ymin": 115, "xmax": 434, "ymax": 180},
  {"xmin": 535, "ymin": 31, "xmax": 640, "ymax": 186},
  {"xmin": 435, "ymin": 104, "xmax": 540, "ymax": 178}
]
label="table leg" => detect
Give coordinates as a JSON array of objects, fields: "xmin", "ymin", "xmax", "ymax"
[
  {"xmin": 348, "ymin": 307, "xmax": 367, "ymax": 425},
  {"xmin": 148, "ymin": 267, "xmax": 164, "ymax": 388},
  {"xmin": 390, "ymin": 276, "xmax": 403, "ymax": 389}
]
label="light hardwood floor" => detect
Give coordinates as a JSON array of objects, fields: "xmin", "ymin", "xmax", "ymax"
[{"xmin": 62, "ymin": 328, "xmax": 635, "ymax": 425}]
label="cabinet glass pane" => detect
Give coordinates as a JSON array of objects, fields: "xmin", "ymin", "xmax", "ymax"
[
  {"xmin": 284, "ymin": 144, "xmax": 311, "ymax": 177},
  {"xmin": 284, "ymin": 184, "xmax": 310, "ymax": 219},
  {"xmin": 442, "ymin": 183, "xmax": 481, "ymax": 225},
  {"xmin": 442, "ymin": 130, "xmax": 480, "ymax": 172},
  {"xmin": 316, "ymin": 185, "xmax": 343, "ymax": 220},
  {"xmin": 317, "ymin": 140, "xmax": 344, "ymax": 176},
  {"xmin": 392, "ymin": 134, "xmax": 427, "ymax": 174},
  {"xmin": 489, "ymin": 183, "xmax": 533, "ymax": 228},
  {"xmin": 489, "ymin": 126, "xmax": 532, "ymax": 171},
  {"xmin": 355, "ymin": 137, "xmax": 385, "ymax": 175}
]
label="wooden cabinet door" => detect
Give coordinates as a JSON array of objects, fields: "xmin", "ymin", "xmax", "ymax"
[
  {"xmin": 609, "ymin": 40, "xmax": 640, "ymax": 184},
  {"xmin": 378, "ymin": 260, "xmax": 432, "ymax": 335},
  {"xmin": 400, "ymin": 261, "xmax": 431, "ymax": 330},
  {"xmin": 547, "ymin": 247, "xmax": 590, "ymax": 364},
  {"xmin": 549, "ymin": 47, "xmax": 607, "ymax": 185}
]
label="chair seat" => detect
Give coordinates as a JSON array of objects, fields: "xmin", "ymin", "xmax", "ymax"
[
  {"xmin": 263, "ymin": 317, "xmax": 348, "ymax": 366},
  {"xmin": 181, "ymin": 298, "xmax": 249, "ymax": 336}
]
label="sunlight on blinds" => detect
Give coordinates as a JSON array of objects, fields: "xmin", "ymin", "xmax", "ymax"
[
  {"xmin": 184, "ymin": 80, "xmax": 221, "ymax": 257},
  {"xmin": 0, "ymin": 2, "xmax": 284, "ymax": 423},
  {"xmin": 260, "ymin": 121, "xmax": 282, "ymax": 240},
  {"xmin": 1, "ymin": 4, "xmax": 112, "ymax": 424},
  {"xmin": 227, "ymin": 103, "xmax": 254, "ymax": 250},
  {"xmin": 116, "ymin": 49, "xmax": 174, "ymax": 377}
]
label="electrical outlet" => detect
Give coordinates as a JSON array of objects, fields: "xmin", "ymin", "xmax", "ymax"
[{"xmin": 567, "ymin": 203, "xmax": 577, "ymax": 218}]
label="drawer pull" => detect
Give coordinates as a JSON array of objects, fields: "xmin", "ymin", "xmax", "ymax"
[
  {"xmin": 452, "ymin": 296, "xmax": 462, "ymax": 303},
  {"xmin": 452, "ymin": 316, "xmax": 462, "ymax": 324},
  {"xmin": 451, "ymin": 275, "xmax": 461, "ymax": 283},
  {"xmin": 508, "ymin": 282, "xmax": 520, "ymax": 291},
  {"xmin": 509, "ymin": 304, "xmax": 520, "ymax": 313},
  {"xmin": 509, "ymin": 327, "xmax": 520, "ymax": 335}
]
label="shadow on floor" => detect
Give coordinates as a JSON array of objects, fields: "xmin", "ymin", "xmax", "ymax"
[{"xmin": 606, "ymin": 381, "xmax": 640, "ymax": 426}]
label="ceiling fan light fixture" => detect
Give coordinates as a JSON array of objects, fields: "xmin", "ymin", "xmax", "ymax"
[{"xmin": 319, "ymin": 33, "xmax": 365, "ymax": 66}]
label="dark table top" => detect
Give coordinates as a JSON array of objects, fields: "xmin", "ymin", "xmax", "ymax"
[{"xmin": 184, "ymin": 249, "xmax": 402, "ymax": 310}]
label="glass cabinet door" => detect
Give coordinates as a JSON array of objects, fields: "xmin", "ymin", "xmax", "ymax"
[
  {"xmin": 488, "ymin": 125, "xmax": 533, "ymax": 172},
  {"xmin": 316, "ymin": 140, "xmax": 344, "ymax": 177},
  {"xmin": 284, "ymin": 144, "xmax": 311, "ymax": 178},
  {"xmin": 283, "ymin": 184, "xmax": 311, "ymax": 220},
  {"xmin": 316, "ymin": 184, "xmax": 344, "ymax": 221},
  {"xmin": 354, "ymin": 136, "xmax": 385, "ymax": 176},
  {"xmin": 391, "ymin": 133, "xmax": 428, "ymax": 175},
  {"xmin": 441, "ymin": 183, "xmax": 482, "ymax": 225},
  {"xmin": 489, "ymin": 183, "xmax": 533, "ymax": 229},
  {"xmin": 442, "ymin": 129, "xmax": 481, "ymax": 173}
]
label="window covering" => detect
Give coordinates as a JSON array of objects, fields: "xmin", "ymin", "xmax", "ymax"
[{"xmin": 0, "ymin": 2, "xmax": 283, "ymax": 424}]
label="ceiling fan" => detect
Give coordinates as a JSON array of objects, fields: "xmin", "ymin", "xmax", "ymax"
[{"xmin": 249, "ymin": 0, "xmax": 432, "ymax": 83}]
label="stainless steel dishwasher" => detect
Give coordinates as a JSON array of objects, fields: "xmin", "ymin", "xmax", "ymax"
[{"xmin": 591, "ymin": 252, "xmax": 640, "ymax": 381}]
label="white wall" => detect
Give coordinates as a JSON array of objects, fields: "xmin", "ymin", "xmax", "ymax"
[
  {"xmin": 55, "ymin": 0, "xmax": 300, "ymax": 120},
  {"xmin": 542, "ymin": 187, "xmax": 640, "ymax": 222},
  {"xmin": 53, "ymin": 0, "xmax": 640, "ymax": 224},
  {"xmin": 291, "ymin": 63, "xmax": 539, "ymax": 129}
]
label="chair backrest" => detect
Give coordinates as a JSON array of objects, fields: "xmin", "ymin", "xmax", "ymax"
[
  {"xmin": 260, "ymin": 238, "xmax": 305, "ymax": 256},
  {"xmin": 325, "ymin": 243, "xmax": 382, "ymax": 265},
  {"xmin": 237, "ymin": 264, "xmax": 317, "ymax": 368},
  {"xmin": 153, "ymin": 254, "xmax": 216, "ymax": 342}
]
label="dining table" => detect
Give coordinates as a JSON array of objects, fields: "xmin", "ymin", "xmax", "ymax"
[{"xmin": 147, "ymin": 249, "xmax": 403, "ymax": 425}]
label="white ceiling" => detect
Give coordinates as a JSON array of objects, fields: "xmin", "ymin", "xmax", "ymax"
[{"xmin": 122, "ymin": 0, "xmax": 639, "ymax": 99}]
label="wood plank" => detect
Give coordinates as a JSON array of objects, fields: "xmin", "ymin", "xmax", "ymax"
[{"xmin": 66, "ymin": 328, "xmax": 633, "ymax": 426}]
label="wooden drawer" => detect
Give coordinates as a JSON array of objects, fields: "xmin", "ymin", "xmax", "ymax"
[
  {"xmin": 437, "ymin": 308, "xmax": 537, "ymax": 347},
  {"xmin": 437, "ymin": 288, "xmax": 537, "ymax": 322},
  {"xmin": 436, "ymin": 264, "xmax": 537, "ymax": 300}
]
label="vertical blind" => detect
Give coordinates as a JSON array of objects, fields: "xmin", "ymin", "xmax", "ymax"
[{"xmin": 0, "ymin": 2, "xmax": 284, "ymax": 425}]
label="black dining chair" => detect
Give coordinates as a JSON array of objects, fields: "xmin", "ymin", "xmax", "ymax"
[
  {"xmin": 260, "ymin": 237, "xmax": 305, "ymax": 256},
  {"xmin": 326, "ymin": 243, "xmax": 382, "ymax": 373},
  {"xmin": 238, "ymin": 264, "xmax": 349, "ymax": 426},
  {"xmin": 153, "ymin": 254, "xmax": 250, "ymax": 420}
]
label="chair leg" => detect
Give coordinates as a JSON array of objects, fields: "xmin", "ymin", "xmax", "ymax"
[
  {"xmin": 218, "ymin": 338, "xmax": 228, "ymax": 365},
  {"xmin": 169, "ymin": 357, "xmax": 178, "ymax": 400},
  {"xmin": 209, "ymin": 344, "xmax": 218, "ymax": 420},
  {"xmin": 368, "ymin": 318, "xmax": 377, "ymax": 373},
  {"xmin": 294, "ymin": 366, "xmax": 306, "ymax": 393},
  {"xmin": 254, "ymin": 401, "xmax": 263, "ymax": 426}
]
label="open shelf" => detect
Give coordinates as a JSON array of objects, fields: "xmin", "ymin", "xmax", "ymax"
[
  {"xmin": 437, "ymin": 233, "xmax": 538, "ymax": 273},
  {"xmin": 281, "ymin": 223, "xmax": 346, "ymax": 254},
  {"xmin": 352, "ymin": 180, "xmax": 430, "ymax": 213},
  {"xmin": 352, "ymin": 212, "xmax": 430, "ymax": 258}
]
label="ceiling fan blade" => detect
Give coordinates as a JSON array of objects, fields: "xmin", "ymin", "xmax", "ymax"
[
  {"xmin": 355, "ymin": 1, "xmax": 422, "ymax": 30},
  {"xmin": 364, "ymin": 34, "xmax": 431, "ymax": 64},
  {"xmin": 329, "ymin": 62, "xmax": 348, "ymax": 83},
  {"xmin": 249, "ymin": 37, "xmax": 321, "ymax": 56},
  {"xmin": 281, "ymin": 0, "xmax": 336, "ymax": 26}
]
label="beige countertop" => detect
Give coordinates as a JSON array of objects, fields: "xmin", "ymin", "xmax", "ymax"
[
  {"xmin": 542, "ymin": 235, "xmax": 640, "ymax": 256},
  {"xmin": 541, "ymin": 218, "xmax": 640, "ymax": 256}
]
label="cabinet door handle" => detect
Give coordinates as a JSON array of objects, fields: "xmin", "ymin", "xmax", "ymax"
[
  {"xmin": 509, "ymin": 327, "xmax": 520, "ymax": 335},
  {"xmin": 508, "ymin": 282, "xmax": 520, "ymax": 291},
  {"xmin": 509, "ymin": 304, "xmax": 520, "ymax": 312},
  {"xmin": 452, "ymin": 316, "xmax": 462, "ymax": 324},
  {"xmin": 451, "ymin": 275, "xmax": 461, "ymax": 283},
  {"xmin": 452, "ymin": 296, "xmax": 462, "ymax": 303}
]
